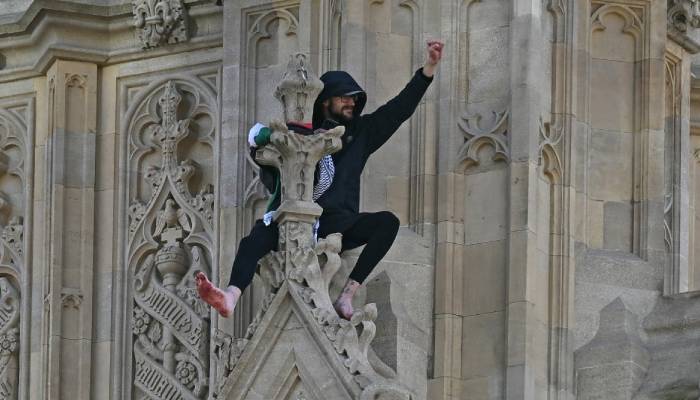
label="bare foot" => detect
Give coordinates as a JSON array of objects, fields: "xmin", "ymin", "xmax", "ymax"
[
  {"xmin": 333, "ymin": 298, "xmax": 354, "ymax": 320},
  {"xmin": 333, "ymin": 279, "xmax": 360, "ymax": 320},
  {"xmin": 195, "ymin": 272, "xmax": 240, "ymax": 318}
]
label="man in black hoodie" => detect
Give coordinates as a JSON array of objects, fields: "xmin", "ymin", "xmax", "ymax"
[
  {"xmin": 315, "ymin": 41, "xmax": 444, "ymax": 319},
  {"xmin": 196, "ymin": 41, "xmax": 443, "ymax": 320}
]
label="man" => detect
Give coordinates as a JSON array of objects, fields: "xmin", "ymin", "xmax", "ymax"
[
  {"xmin": 196, "ymin": 40, "xmax": 444, "ymax": 320},
  {"xmin": 313, "ymin": 41, "xmax": 443, "ymax": 318}
]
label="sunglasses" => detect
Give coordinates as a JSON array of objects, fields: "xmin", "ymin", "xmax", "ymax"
[{"xmin": 337, "ymin": 94, "xmax": 358, "ymax": 103}]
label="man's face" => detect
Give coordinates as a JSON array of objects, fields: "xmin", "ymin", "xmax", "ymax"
[{"xmin": 324, "ymin": 95, "xmax": 357, "ymax": 123}]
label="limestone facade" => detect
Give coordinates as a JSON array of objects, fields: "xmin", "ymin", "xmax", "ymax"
[{"xmin": 0, "ymin": 1, "xmax": 698, "ymax": 399}]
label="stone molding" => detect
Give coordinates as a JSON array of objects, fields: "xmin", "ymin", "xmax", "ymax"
[{"xmin": 0, "ymin": 0, "xmax": 221, "ymax": 83}]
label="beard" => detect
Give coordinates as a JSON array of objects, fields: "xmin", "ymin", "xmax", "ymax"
[{"xmin": 328, "ymin": 105, "xmax": 355, "ymax": 124}]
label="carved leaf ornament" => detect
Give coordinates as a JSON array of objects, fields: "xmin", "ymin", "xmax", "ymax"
[{"xmin": 132, "ymin": 0, "xmax": 189, "ymax": 49}]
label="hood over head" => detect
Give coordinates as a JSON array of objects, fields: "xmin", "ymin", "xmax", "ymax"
[{"xmin": 312, "ymin": 71, "xmax": 367, "ymax": 129}]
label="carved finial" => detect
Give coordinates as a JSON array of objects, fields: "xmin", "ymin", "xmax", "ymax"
[
  {"xmin": 668, "ymin": 0, "xmax": 700, "ymax": 53},
  {"xmin": 159, "ymin": 81, "xmax": 181, "ymax": 127},
  {"xmin": 153, "ymin": 82, "xmax": 191, "ymax": 169},
  {"xmin": 274, "ymin": 53, "xmax": 324, "ymax": 123},
  {"xmin": 669, "ymin": 0, "xmax": 700, "ymax": 32}
]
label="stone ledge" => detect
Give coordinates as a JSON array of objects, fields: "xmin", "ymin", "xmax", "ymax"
[
  {"xmin": 0, "ymin": 0, "xmax": 222, "ymax": 83},
  {"xmin": 0, "ymin": 0, "xmax": 214, "ymax": 32}
]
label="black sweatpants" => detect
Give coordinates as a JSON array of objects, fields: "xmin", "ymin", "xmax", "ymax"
[{"xmin": 228, "ymin": 211, "xmax": 400, "ymax": 291}]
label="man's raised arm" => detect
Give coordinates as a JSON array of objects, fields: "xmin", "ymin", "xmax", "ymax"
[{"xmin": 363, "ymin": 40, "xmax": 444, "ymax": 154}]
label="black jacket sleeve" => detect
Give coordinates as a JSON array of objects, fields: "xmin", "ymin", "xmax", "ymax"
[{"xmin": 361, "ymin": 68, "xmax": 433, "ymax": 154}]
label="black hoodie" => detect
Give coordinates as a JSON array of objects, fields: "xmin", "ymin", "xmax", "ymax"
[{"xmin": 312, "ymin": 68, "xmax": 433, "ymax": 236}]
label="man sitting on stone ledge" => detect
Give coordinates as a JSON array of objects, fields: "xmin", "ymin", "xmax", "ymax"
[{"xmin": 196, "ymin": 40, "xmax": 444, "ymax": 320}]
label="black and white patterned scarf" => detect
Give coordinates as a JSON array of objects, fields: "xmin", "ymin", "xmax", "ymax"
[{"xmin": 313, "ymin": 155, "xmax": 335, "ymax": 201}]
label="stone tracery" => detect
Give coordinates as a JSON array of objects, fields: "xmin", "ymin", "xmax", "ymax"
[{"xmin": 125, "ymin": 78, "xmax": 217, "ymax": 399}]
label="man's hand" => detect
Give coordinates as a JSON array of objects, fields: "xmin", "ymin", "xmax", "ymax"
[{"xmin": 423, "ymin": 40, "xmax": 444, "ymax": 78}]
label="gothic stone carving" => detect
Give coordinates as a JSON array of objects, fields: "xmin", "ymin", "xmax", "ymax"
[
  {"xmin": 668, "ymin": 0, "xmax": 700, "ymax": 52},
  {"xmin": 214, "ymin": 234, "xmax": 413, "ymax": 399},
  {"xmin": 668, "ymin": 0, "xmax": 700, "ymax": 33},
  {"xmin": 132, "ymin": 0, "xmax": 189, "ymax": 49},
  {"xmin": 126, "ymin": 78, "xmax": 217, "ymax": 399},
  {"xmin": 457, "ymin": 109, "xmax": 509, "ymax": 169},
  {"xmin": 538, "ymin": 117, "xmax": 563, "ymax": 180},
  {"xmin": 0, "ymin": 106, "xmax": 27, "ymax": 271},
  {"xmin": 274, "ymin": 53, "xmax": 324, "ymax": 123},
  {"xmin": 0, "ymin": 102, "xmax": 28, "ymax": 400},
  {"xmin": 0, "ymin": 278, "xmax": 19, "ymax": 399},
  {"xmin": 132, "ymin": 212, "xmax": 210, "ymax": 399}
]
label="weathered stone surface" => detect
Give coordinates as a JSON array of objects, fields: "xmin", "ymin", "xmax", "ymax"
[
  {"xmin": 575, "ymin": 298, "xmax": 650, "ymax": 400},
  {"xmin": 1, "ymin": 1, "xmax": 700, "ymax": 400},
  {"xmin": 635, "ymin": 292, "xmax": 700, "ymax": 400}
]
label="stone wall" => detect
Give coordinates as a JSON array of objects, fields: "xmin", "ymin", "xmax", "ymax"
[{"xmin": 0, "ymin": 1, "xmax": 698, "ymax": 400}]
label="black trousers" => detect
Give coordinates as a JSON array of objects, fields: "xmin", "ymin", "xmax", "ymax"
[{"xmin": 228, "ymin": 211, "xmax": 400, "ymax": 291}]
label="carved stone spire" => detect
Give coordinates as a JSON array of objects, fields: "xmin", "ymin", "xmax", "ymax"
[
  {"xmin": 274, "ymin": 53, "xmax": 324, "ymax": 124},
  {"xmin": 256, "ymin": 55, "xmax": 343, "ymax": 251}
]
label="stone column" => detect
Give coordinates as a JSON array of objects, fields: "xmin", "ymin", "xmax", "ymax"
[
  {"xmin": 255, "ymin": 54, "xmax": 344, "ymax": 253},
  {"xmin": 43, "ymin": 60, "xmax": 97, "ymax": 400}
]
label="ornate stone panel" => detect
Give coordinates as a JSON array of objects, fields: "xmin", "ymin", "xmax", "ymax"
[
  {"xmin": 0, "ymin": 278, "xmax": 19, "ymax": 399},
  {"xmin": 0, "ymin": 94, "xmax": 32, "ymax": 400},
  {"xmin": 121, "ymin": 74, "xmax": 219, "ymax": 400},
  {"xmin": 0, "ymin": 101, "xmax": 29, "ymax": 276}
]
